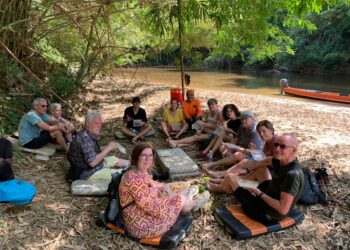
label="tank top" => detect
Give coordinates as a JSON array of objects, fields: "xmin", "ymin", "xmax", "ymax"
[{"xmin": 207, "ymin": 109, "xmax": 221, "ymax": 124}]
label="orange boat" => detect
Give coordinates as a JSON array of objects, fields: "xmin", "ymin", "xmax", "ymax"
[{"xmin": 282, "ymin": 87, "xmax": 350, "ymax": 104}]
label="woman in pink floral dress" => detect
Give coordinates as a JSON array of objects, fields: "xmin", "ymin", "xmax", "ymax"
[{"xmin": 119, "ymin": 142, "xmax": 197, "ymax": 238}]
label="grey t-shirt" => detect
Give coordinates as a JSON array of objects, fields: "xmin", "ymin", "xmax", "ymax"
[{"xmin": 237, "ymin": 122, "xmax": 264, "ymax": 150}]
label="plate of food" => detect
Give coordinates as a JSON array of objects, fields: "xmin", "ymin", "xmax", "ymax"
[{"xmin": 167, "ymin": 181, "xmax": 190, "ymax": 193}]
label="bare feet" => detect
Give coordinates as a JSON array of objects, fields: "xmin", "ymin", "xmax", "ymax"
[
  {"xmin": 167, "ymin": 139, "xmax": 177, "ymax": 148},
  {"xmin": 201, "ymin": 162, "xmax": 213, "ymax": 171},
  {"xmin": 206, "ymin": 182, "xmax": 223, "ymax": 193},
  {"xmin": 209, "ymin": 178, "xmax": 223, "ymax": 184},
  {"xmin": 205, "ymin": 169, "xmax": 226, "ymax": 179},
  {"xmin": 202, "ymin": 168, "xmax": 217, "ymax": 178}
]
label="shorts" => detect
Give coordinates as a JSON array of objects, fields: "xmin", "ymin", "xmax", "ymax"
[
  {"xmin": 129, "ymin": 127, "xmax": 143, "ymax": 134},
  {"xmin": 23, "ymin": 131, "xmax": 52, "ymax": 149},
  {"xmin": 207, "ymin": 132, "xmax": 215, "ymax": 139},
  {"xmin": 234, "ymin": 180, "xmax": 276, "ymax": 224}
]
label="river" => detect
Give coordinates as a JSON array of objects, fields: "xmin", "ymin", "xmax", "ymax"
[{"xmin": 114, "ymin": 67, "xmax": 350, "ymax": 106}]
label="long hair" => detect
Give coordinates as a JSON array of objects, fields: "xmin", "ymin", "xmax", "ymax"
[
  {"xmin": 130, "ymin": 142, "xmax": 156, "ymax": 167},
  {"xmin": 222, "ymin": 104, "xmax": 241, "ymax": 120}
]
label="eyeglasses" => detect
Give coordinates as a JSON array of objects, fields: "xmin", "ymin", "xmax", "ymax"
[
  {"xmin": 274, "ymin": 142, "xmax": 295, "ymax": 150},
  {"xmin": 41, "ymin": 105, "xmax": 48, "ymax": 108},
  {"xmin": 140, "ymin": 154, "xmax": 154, "ymax": 159}
]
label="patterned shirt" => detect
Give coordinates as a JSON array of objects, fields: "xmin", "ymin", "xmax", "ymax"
[{"xmin": 67, "ymin": 128, "xmax": 103, "ymax": 181}]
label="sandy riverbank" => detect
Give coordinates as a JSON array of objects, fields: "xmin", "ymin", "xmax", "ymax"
[{"xmin": 1, "ymin": 78, "xmax": 349, "ymax": 249}]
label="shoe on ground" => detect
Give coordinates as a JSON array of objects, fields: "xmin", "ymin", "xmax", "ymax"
[{"xmin": 193, "ymin": 191, "xmax": 210, "ymax": 212}]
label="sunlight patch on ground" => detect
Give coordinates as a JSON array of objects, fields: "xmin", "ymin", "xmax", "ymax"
[{"xmin": 317, "ymin": 132, "xmax": 350, "ymax": 146}]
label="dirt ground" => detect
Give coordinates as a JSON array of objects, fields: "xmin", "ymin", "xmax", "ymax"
[{"xmin": 1, "ymin": 78, "xmax": 349, "ymax": 249}]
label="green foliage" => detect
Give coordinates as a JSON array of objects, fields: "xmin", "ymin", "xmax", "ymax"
[
  {"xmin": 0, "ymin": 53, "xmax": 24, "ymax": 90},
  {"xmin": 23, "ymin": 81, "xmax": 44, "ymax": 97},
  {"xmin": 274, "ymin": 3, "xmax": 350, "ymax": 73},
  {"xmin": 36, "ymin": 38, "xmax": 68, "ymax": 66},
  {"xmin": 48, "ymin": 69, "xmax": 78, "ymax": 98},
  {"xmin": 198, "ymin": 184, "xmax": 206, "ymax": 193},
  {"xmin": 0, "ymin": 96, "xmax": 29, "ymax": 133}
]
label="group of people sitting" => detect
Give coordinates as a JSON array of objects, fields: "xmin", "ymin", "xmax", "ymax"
[{"xmin": 6, "ymin": 88, "xmax": 304, "ymax": 240}]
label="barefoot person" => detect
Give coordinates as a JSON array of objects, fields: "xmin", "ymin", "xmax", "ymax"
[
  {"xmin": 119, "ymin": 142, "xmax": 210, "ymax": 238},
  {"xmin": 160, "ymin": 99, "xmax": 188, "ymax": 140},
  {"xmin": 48, "ymin": 103, "xmax": 75, "ymax": 143},
  {"xmin": 68, "ymin": 111, "xmax": 129, "ymax": 181},
  {"xmin": 207, "ymin": 134, "xmax": 304, "ymax": 223},
  {"xmin": 200, "ymin": 104, "xmax": 241, "ymax": 161},
  {"xmin": 167, "ymin": 98, "xmax": 224, "ymax": 148},
  {"xmin": 19, "ymin": 98, "xmax": 69, "ymax": 152},
  {"xmin": 201, "ymin": 110, "xmax": 263, "ymax": 172},
  {"xmin": 205, "ymin": 120, "xmax": 278, "ymax": 179},
  {"xmin": 120, "ymin": 97, "xmax": 152, "ymax": 144}
]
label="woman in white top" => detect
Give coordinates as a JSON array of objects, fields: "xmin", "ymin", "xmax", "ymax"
[
  {"xmin": 167, "ymin": 98, "xmax": 224, "ymax": 148},
  {"xmin": 48, "ymin": 103, "xmax": 75, "ymax": 143}
]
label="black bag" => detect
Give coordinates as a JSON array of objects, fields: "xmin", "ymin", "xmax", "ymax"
[
  {"xmin": 298, "ymin": 168, "xmax": 328, "ymax": 206},
  {"xmin": 104, "ymin": 168, "xmax": 133, "ymax": 228}
]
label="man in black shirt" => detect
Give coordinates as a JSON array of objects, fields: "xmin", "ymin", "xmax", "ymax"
[
  {"xmin": 207, "ymin": 134, "xmax": 304, "ymax": 222},
  {"xmin": 120, "ymin": 97, "xmax": 152, "ymax": 143}
]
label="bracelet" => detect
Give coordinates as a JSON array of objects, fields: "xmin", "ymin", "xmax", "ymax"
[
  {"xmin": 258, "ymin": 192, "xmax": 264, "ymax": 198},
  {"xmin": 245, "ymin": 168, "xmax": 250, "ymax": 174}
]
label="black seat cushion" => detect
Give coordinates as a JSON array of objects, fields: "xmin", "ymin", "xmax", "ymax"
[
  {"xmin": 96, "ymin": 214, "xmax": 192, "ymax": 249},
  {"xmin": 214, "ymin": 205, "xmax": 304, "ymax": 240}
]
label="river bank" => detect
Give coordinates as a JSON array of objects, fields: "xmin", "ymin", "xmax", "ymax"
[
  {"xmin": 1, "ymin": 78, "xmax": 349, "ymax": 249},
  {"xmin": 113, "ymin": 67, "xmax": 350, "ymax": 107}
]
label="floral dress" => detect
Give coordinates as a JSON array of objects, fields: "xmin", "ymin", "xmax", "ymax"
[{"xmin": 119, "ymin": 168, "xmax": 183, "ymax": 238}]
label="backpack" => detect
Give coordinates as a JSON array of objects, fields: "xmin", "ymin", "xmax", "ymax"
[
  {"xmin": 298, "ymin": 168, "xmax": 328, "ymax": 206},
  {"xmin": 103, "ymin": 168, "xmax": 134, "ymax": 229}
]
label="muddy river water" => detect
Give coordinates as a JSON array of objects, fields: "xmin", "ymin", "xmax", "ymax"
[{"xmin": 114, "ymin": 67, "xmax": 350, "ymax": 106}]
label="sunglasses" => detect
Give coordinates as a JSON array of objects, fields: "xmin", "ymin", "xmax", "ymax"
[
  {"xmin": 274, "ymin": 142, "xmax": 295, "ymax": 150},
  {"xmin": 41, "ymin": 105, "xmax": 48, "ymax": 108}
]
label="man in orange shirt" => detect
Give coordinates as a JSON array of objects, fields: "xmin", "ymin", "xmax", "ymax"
[{"xmin": 181, "ymin": 89, "xmax": 202, "ymax": 126}]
